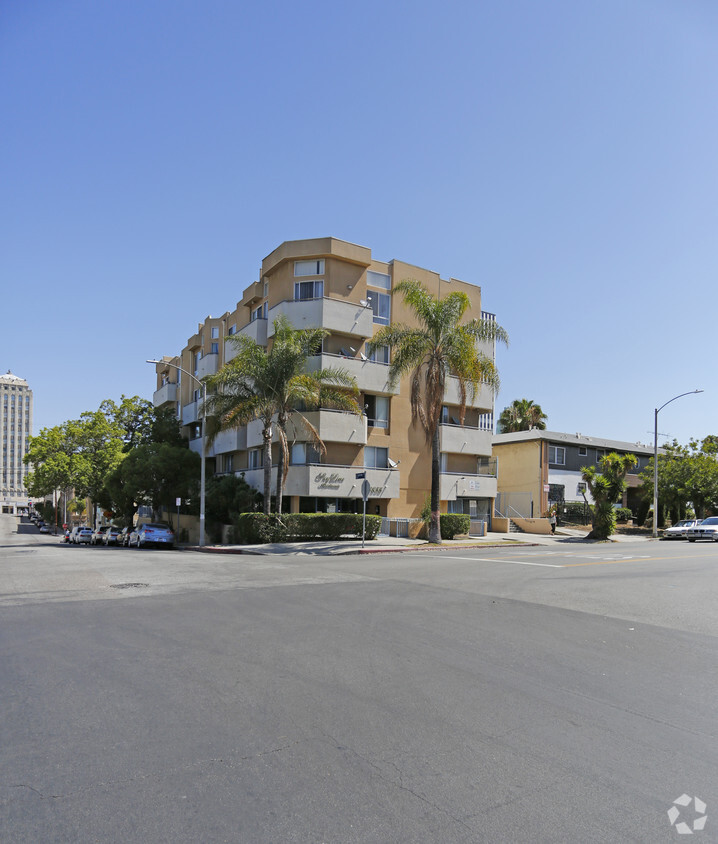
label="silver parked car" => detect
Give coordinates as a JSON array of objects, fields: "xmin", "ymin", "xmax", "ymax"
[
  {"xmin": 102, "ymin": 526, "xmax": 123, "ymax": 546},
  {"xmin": 685, "ymin": 517, "xmax": 718, "ymax": 542},
  {"xmin": 74, "ymin": 526, "xmax": 94, "ymax": 545},
  {"xmin": 129, "ymin": 522, "xmax": 175, "ymax": 549},
  {"xmin": 91, "ymin": 525, "xmax": 111, "ymax": 545},
  {"xmin": 660, "ymin": 519, "xmax": 700, "ymax": 540}
]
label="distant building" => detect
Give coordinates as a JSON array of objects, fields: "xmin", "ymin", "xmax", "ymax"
[
  {"xmin": 1, "ymin": 371, "xmax": 33, "ymax": 515},
  {"xmin": 492, "ymin": 430, "xmax": 656, "ymax": 518}
]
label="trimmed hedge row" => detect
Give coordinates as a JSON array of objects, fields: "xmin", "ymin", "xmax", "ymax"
[
  {"xmin": 439, "ymin": 514, "xmax": 470, "ymax": 539},
  {"xmin": 234, "ymin": 512, "xmax": 382, "ymax": 544}
]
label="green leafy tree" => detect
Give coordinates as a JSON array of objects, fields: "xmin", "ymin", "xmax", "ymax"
[
  {"xmin": 368, "ymin": 279, "xmax": 508, "ymax": 543},
  {"xmin": 581, "ymin": 452, "xmax": 637, "ymax": 539},
  {"xmin": 204, "ymin": 315, "xmax": 361, "ymax": 515},
  {"xmin": 100, "ymin": 395, "xmax": 156, "ymax": 451},
  {"xmin": 640, "ymin": 437, "xmax": 718, "ymax": 522},
  {"xmin": 497, "ymin": 399, "xmax": 548, "ymax": 433}
]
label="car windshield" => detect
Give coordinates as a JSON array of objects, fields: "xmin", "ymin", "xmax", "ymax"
[{"xmin": 144, "ymin": 524, "xmax": 172, "ymax": 530}]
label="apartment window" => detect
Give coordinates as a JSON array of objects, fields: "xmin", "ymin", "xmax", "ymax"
[
  {"xmin": 578, "ymin": 446, "xmax": 587, "ymax": 456},
  {"xmin": 596, "ymin": 450, "xmax": 605, "ymax": 463},
  {"xmin": 194, "ymin": 351, "xmax": 201, "ymax": 375},
  {"xmin": 294, "ymin": 280, "xmax": 323, "ymax": 301},
  {"xmin": 210, "ymin": 342, "xmax": 219, "ymax": 355},
  {"xmin": 367, "ymin": 344, "xmax": 389, "ymax": 364},
  {"xmin": 211, "ymin": 327, "xmax": 219, "ymax": 339},
  {"xmin": 294, "ymin": 259, "xmax": 325, "ymax": 277},
  {"xmin": 263, "ymin": 281, "xmax": 269, "ymax": 296},
  {"xmin": 440, "ymin": 452, "xmax": 448, "ymax": 473},
  {"xmin": 248, "ymin": 448, "xmax": 263, "ymax": 469},
  {"xmin": 577, "ymin": 482, "xmax": 587, "ymax": 495},
  {"xmin": 228, "ymin": 324, "xmax": 236, "ymax": 335},
  {"xmin": 364, "ymin": 446, "xmax": 388, "ymax": 469},
  {"xmin": 548, "ymin": 446, "xmax": 565, "ymax": 465},
  {"xmin": 366, "ymin": 290, "xmax": 390, "ymax": 325},
  {"xmin": 193, "ymin": 388, "xmax": 201, "ymax": 403},
  {"xmin": 291, "ymin": 443, "xmax": 320, "ymax": 465},
  {"xmin": 364, "ymin": 395, "xmax": 389, "ymax": 429},
  {"xmin": 367, "ymin": 270, "xmax": 390, "ymax": 290}
]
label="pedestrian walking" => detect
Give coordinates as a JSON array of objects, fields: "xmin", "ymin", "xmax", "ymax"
[{"xmin": 550, "ymin": 511, "xmax": 556, "ymax": 534}]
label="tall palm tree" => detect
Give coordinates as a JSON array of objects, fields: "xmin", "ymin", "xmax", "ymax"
[
  {"xmin": 368, "ymin": 279, "xmax": 508, "ymax": 544},
  {"xmin": 497, "ymin": 399, "xmax": 547, "ymax": 433},
  {"xmin": 203, "ymin": 316, "xmax": 361, "ymax": 515}
]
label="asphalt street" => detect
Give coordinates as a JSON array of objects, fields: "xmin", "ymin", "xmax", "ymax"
[{"xmin": 1, "ymin": 515, "xmax": 716, "ymax": 843}]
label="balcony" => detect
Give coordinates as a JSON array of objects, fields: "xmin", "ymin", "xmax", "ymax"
[
  {"xmin": 225, "ymin": 320, "xmax": 268, "ymax": 362},
  {"xmin": 197, "ymin": 353, "xmax": 219, "ymax": 379},
  {"xmin": 153, "ymin": 382, "xmax": 178, "ymax": 408},
  {"xmin": 247, "ymin": 409, "xmax": 367, "ymax": 449},
  {"xmin": 440, "ymin": 472, "xmax": 498, "ymax": 501},
  {"xmin": 444, "ymin": 376, "xmax": 494, "ymax": 412},
  {"xmin": 439, "ymin": 423, "xmax": 493, "ymax": 456},
  {"xmin": 182, "ymin": 401, "xmax": 199, "ymax": 425},
  {"xmin": 239, "ymin": 464, "xmax": 400, "ymax": 499},
  {"xmin": 210, "ymin": 427, "xmax": 247, "ymax": 456},
  {"xmin": 305, "ymin": 354, "xmax": 399, "ymax": 395},
  {"xmin": 268, "ymin": 298, "xmax": 373, "ymax": 339}
]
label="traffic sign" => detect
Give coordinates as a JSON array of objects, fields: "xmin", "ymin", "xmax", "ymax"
[{"xmin": 361, "ymin": 479, "xmax": 371, "ymax": 501}]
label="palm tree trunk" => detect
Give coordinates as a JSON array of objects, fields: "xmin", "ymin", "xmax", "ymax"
[
  {"xmin": 276, "ymin": 415, "xmax": 287, "ymax": 516},
  {"xmin": 429, "ymin": 424, "xmax": 442, "ymax": 544},
  {"xmin": 262, "ymin": 426, "xmax": 272, "ymax": 515}
]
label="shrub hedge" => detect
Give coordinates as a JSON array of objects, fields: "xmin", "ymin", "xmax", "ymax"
[
  {"xmin": 440, "ymin": 514, "xmax": 470, "ymax": 539},
  {"xmin": 234, "ymin": 512, "xmax": 381, "ymax": 544}
]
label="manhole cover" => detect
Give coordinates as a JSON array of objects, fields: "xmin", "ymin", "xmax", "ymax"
[{"xmin": 110, "ymin": 582, "xmax": 149, "ymax": 589}]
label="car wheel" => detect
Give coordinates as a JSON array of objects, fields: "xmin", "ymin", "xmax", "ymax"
[{"xmin": 688, "ymin": 538, "xmax": 696, "ymax": 543}]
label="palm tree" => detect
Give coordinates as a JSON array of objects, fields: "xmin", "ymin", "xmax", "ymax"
[
  {"xmin": 367, "ymin": 279, "xmax": 508, "ymax": 544},
  {"xmin": 203, "ymin": 316, "xmax": 361, "ymax": 515},
  {"xmin": 497, "ymin": 399, "xmax": 547, "ymax": 433}
]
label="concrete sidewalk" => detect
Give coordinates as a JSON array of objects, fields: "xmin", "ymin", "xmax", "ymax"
[{"xmin": 188, "ymin": 527, "xmax": 655, "ymax": 557}]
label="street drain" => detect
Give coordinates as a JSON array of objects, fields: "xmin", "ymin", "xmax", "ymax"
[{"xmin": 110, "ymin": 582, "xmax": 149, "ymax": 590}]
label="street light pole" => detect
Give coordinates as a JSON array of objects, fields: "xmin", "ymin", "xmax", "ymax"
[
  {"xmin": 653, "ymin": 389, "xmax": 703, "ymax": 539},
  {"xmin": 147, "ymin": 359, "xmax": 207, "ymax": 547}
]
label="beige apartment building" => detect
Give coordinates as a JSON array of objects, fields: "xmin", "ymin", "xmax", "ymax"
[{"xmin": 151, "ymin": 238, "xmax": 499, "ymax": 523}]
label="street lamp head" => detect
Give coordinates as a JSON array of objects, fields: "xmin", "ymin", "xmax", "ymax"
[{"xmin": 146, "ymin": 359, "xmax": 160, "ymax": 364}]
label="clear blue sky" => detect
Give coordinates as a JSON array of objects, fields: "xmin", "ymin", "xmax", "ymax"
[{"xmin": 2, "ymin": 0, "xmax": 715, "ymax": 447}]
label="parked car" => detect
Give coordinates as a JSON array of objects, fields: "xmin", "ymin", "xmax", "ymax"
[
  {"xmin": 39, "ymin": 524, "xmax": 50, "ymax": 534},
  {"xmin": 686, "ymin": 517, "xmax": 718, "ymax": 542},
  {"xmin": 129, "ymin": 522, "xmax": 175, "ymax": 549},
  {"xmin": 661, "ymin": 519, "xmax": 700, "ymax": 540},
  {"xmin": 91, "ymin": 525, "xmax": 113, "ymax": 545},
  {"xmin": 102, "ymin": 526, "xmax": 122, "ymax": 546},
  {"xmin": 118, "ymin": 527, "xmax": 132, "ymax": 547},
  {"xmin": 76, "ymin": 526, "xmax": 94, "ymax": 545},
  {"xmin": 69, "ymin": 526, "xmax": 82, "ymax": 543}
]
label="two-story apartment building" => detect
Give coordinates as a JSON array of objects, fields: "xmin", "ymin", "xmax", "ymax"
[
  {"xmin": 492, "ymin": 430, "xmax": 655, "ymax": 518},
  {"xmin": 151, "ymin": 237, "xmax": 500, "ymax": 522}
]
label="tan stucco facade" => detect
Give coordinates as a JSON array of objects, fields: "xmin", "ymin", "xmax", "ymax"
[{"xmin": 152, "ymin": 238, "xmax": 499, "ymax": 521}]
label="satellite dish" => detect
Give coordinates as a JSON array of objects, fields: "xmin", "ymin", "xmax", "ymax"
[
  {"xmin": 388, "ymin": 458, "xmax": 398, "ymax": 468},
  {"xmin": 359, "ymin": 300, "xmax": 368, "ymax": 307}
]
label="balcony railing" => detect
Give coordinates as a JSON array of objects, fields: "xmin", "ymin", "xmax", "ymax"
[
  {"xmin": 439, "ymin": 423, "xmax": 493, "ymax": 456},
  {"xmin": 225, "ymin": 319, "xmax": 268, "ymax": 360},
  {"xmin": 268, "ymin": 298, "xmax": 374, "ymax": 339},
  {"xmin": 443, "ymin": 376, "xmax": 494, "ymax": 412},
  {"xmin": 153, "ymin": 382, "xmax": 178, "ymax": 407},
  {"xmin": 305, "ymin": 353, "xmax": 399, "ymax": 395},
  {"xmin": 247, "ymin": 409, "xmax": 367, "ymax": 449},
  {"xmin": 240, "ymin": 463, "xmax": 400, "ymax": 499},
  {"xmin": 439, "ymin": 471, "xmax": 498, "ymax": 501},
  {"xmin": 197, "ymin": 353, "xmax": 219, "ymax": 379}
]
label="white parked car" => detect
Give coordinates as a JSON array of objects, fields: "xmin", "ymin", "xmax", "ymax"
[
  {"xmin": 686, "ymin": 517, "xmax": 718, "ymax": 542},
  {"xmin": 76, "ymin": 526, "xmax": 94, "ymax": 545},
  {"xmin": 661, "ymin": 519, "xmax": 700, "ymax": 540}
]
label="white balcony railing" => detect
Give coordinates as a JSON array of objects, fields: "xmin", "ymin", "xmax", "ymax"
[
  {"xmin": 225, "ymin": 319, "xmax": 268, "ymax": 361},
  {"xmin": 305, "ymin": 354, "xmax": 399, "ymax": 395},
  {"xmin": 153, "ymin": 382, "xmax": 178, "ymax": 407},
  {"xmin": 182, "ymin": 401, "xmax": 198, "ymax": 425},
  {"xmin": 240, "ymin": 464, "xmax": 400, "ymax": 499},
  {"xmin": 443, "ymin": 376, "xmax": 494, "ymax": 412},
  {"xmin": 440, "ymin": 472, "xmax": 498, "ymax": 501},
  {"xmin": 247, "ymin": 410, "xmax": 367, "ymax": 449},
  {"xmin": 439, "ymin": 423, "xmax": 493, "ymax": 456},
  {"xmin": 197, "ymin": 353, "xmax": 219, "ymax": 379},
  {"xmin": 268, "ymin": 298, "xmax": 374, "ymax": 339}
]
